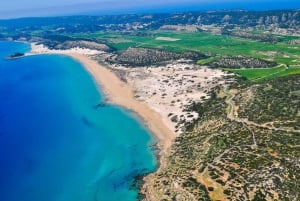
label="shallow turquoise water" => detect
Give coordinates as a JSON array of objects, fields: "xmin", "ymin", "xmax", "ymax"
[{"xmin": 0, "ymin": 41, "xmax": 157, "ymax": 201}]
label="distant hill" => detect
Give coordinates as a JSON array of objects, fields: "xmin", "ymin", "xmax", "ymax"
[{"xmin": 0, "ymin": 10, "xmax": 299, "ymax": 40}]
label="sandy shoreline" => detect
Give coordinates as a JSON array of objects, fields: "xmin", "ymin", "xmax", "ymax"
[
  {"xmin": 29, "ymin": 42, "xmax": 230, "ymax": 152},
  {"xmin": 66, "ymin": 53, "xmax": 175, "ymax": 150},
  {"xmin": 29, "ymin": 43, "xmax": 175, "ymax": 149},
  {"xmin": 28, "ymin": 43, "xmax": 228, "ymax": 150}
]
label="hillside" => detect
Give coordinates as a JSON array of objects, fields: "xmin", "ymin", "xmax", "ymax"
[
  {"xmin": 142, "ymin": 75, "xmax": 300, "ymax": 201},
  {"xmin": 0, "ymin": 10, "xmax": 300, "ymax": 37}
]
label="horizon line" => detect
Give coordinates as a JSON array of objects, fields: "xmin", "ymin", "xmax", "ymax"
[{"xmin": 1, "ymin": 7, "xmax": 299, "ymax": 20}]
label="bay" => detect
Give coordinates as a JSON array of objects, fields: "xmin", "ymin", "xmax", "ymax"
[{"xmin": 0, "ymin": 41, "xmax": 157, "ymax": 201}]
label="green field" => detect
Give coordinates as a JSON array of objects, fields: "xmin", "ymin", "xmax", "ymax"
[
  {"xmin": 197, "ymin": 57, "xmax": 218, "ymax": 65},
  {"xmin": 224, "ymin": 66, "xmax": 300, "ymax": 81},
  {"xmin": 70, "ymin": 31, "xmax": 300, "ymax": 81},
  {"xmin": 71, "ymin": 31, "xmax": 300, "ymax": 61}
]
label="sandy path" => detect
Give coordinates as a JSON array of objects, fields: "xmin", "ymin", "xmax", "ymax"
[{"xmin": 67, "ymin": 53, "xmax": 175, "ymax": 149}]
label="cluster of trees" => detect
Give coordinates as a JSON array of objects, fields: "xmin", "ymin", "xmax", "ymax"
[
  {"xmin": 208, "ymin": 56, "xmax": 277, "ymax": 69},
  {"xmin": 115, "ymin": 47, "xmax": 206, "ymax": 66}
]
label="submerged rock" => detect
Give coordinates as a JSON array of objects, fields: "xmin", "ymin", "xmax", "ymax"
[{"xmin": 5, "ymin": 52, "xmax": 25, "ymax": 60}]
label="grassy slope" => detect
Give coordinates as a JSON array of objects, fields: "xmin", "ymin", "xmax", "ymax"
[{"xmin": 224, "ymin": 66, "xmax": 300, "ymax": 81}]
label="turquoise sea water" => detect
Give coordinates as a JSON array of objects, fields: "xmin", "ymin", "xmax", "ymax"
[{"xmin": 0, "ymin": 41, "xmax": 157, "ymax": 201}]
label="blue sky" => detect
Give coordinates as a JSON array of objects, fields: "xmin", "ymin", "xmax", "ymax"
[{"xmin": 1, "ymin": 0, "xmax": 300, "ymax": 19}]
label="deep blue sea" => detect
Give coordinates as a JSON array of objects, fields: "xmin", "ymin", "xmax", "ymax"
[{"xmin": 0, "ymin": 41, "xmax": 157, "ymax": 201}]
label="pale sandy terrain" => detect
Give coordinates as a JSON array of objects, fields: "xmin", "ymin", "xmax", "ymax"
[
  {"xmin": 108, "ymin": 61, "xmax": 228, "ymax": 134},
  {"xmin": 155, "ymin": 37, "xmax": 181, "ymax": 41},
  {"xmin": 29, "ymin": 43, "xmax": 104, "ymax": 55}
]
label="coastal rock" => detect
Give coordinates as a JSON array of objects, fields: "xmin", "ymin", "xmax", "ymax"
[{"xmin": 5, "ymin": 52, "xmax": 24, "ymax": 59}]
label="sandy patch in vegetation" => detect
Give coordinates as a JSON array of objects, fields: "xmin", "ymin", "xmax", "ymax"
[
  {"xmin": 108, "ymin": 60, "xmax": 228, "ymax": 134},
  {"xmin": 29, "ymin": 43, "xmax": 104, "ymax": 55},
  {"xmin": 155, "ymin": 37, "xmax": 181, "ymax": 41}
]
